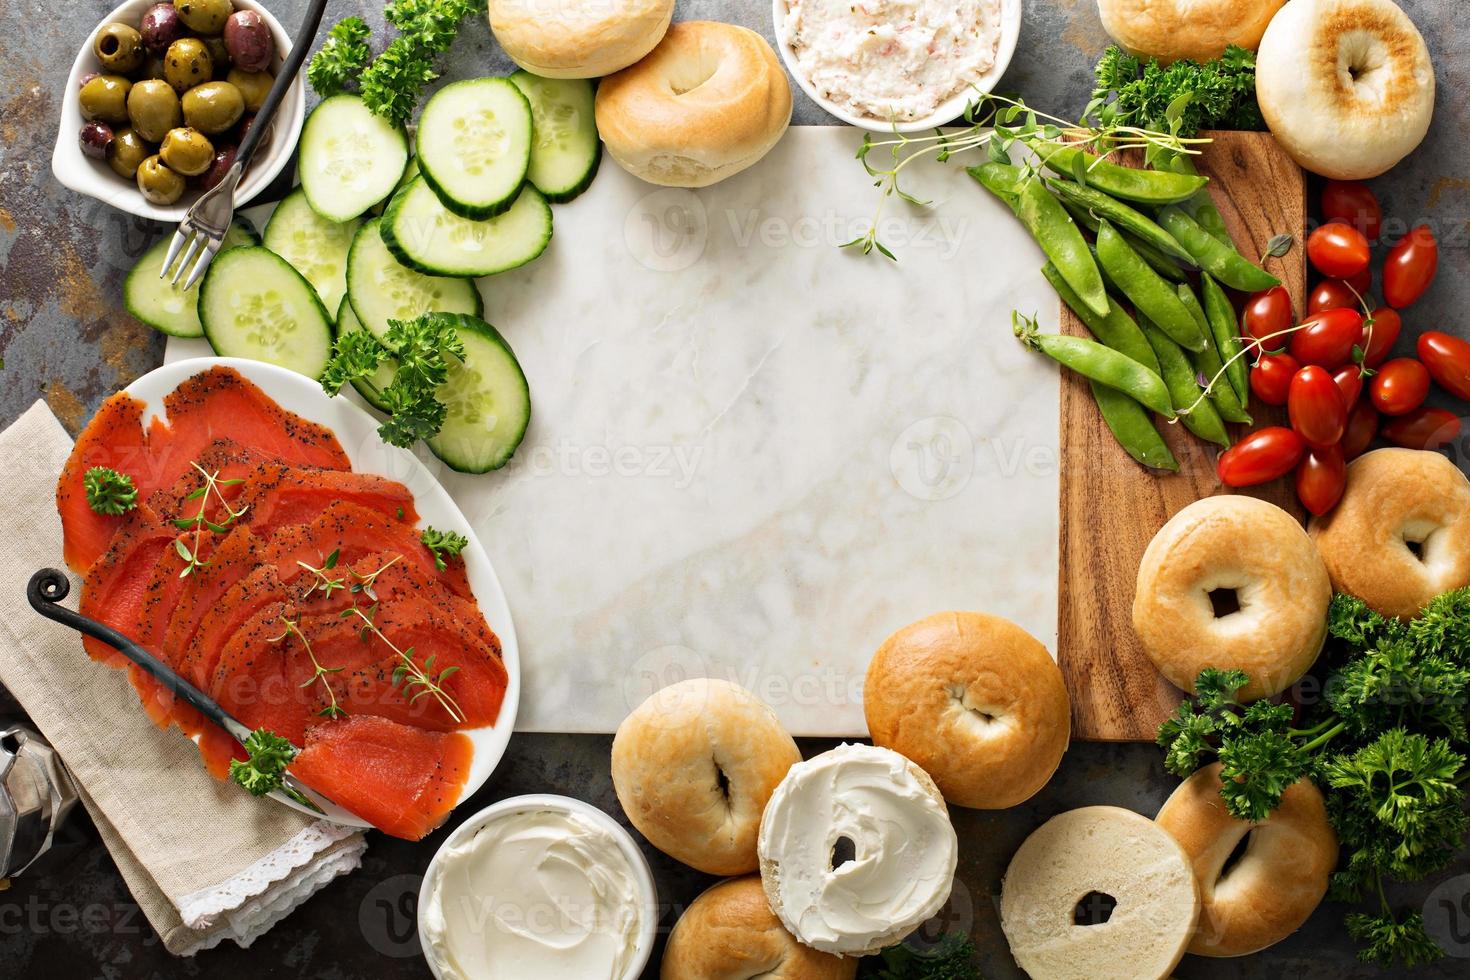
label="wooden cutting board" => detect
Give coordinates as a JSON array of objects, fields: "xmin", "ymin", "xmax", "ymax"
[{"xmin": 1058, "ymin": 131, "xmax": 1308, "ymax": 742}]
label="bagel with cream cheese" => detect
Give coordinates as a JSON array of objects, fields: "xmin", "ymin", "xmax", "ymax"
[
  {"xmin": 1097, "ymin": 0, "xmax": 1287, "ymax": 63},
  {"xmin": 488, "ymin": 0, "xmax": 674, "ymax": 78}
]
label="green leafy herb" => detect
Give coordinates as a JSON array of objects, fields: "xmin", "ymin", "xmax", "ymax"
[
  {"xmin": 858, "ymin": 933, "xmax": 980, "ymax": 980},
  {"xmin": 1087, "ymin": 44, "xmax": 1263, "ymax": 139},
  {"xmin": 170, "ymin": 462, "xmax": 249, "ymax": 577},
  {"xmin": 229, "ymin": 729, "xmax": 297, "ymax": 797},
  {"xmin": 271, "ymin": 617, "xmax": 348, "ymax": 720},
  {"xmin": 320, "ymin": 314, "xmax": 465, "ymax": 451},
  {"xmin": 421, "ymin": 527, "xmax": 468, "ymax": 572},
  {"xmin": 83, "ymin": 466, "xmax": 138, "ymax": 516},
  {"xmin": 1263, "ymin": 233, "xmax": 1295, "ymax": 260},
  {"xmin": 306, "ymin": 17, "xmax": 372, "ymax": 98},
  {"xmin": 342, "ymin": 603, "xmax": 464, "ymax": 723}
]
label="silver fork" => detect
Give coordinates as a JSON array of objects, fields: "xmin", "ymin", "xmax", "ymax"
[{"xmin": 161, "ymin": 0, "xmax": 330, "ymax": 289}]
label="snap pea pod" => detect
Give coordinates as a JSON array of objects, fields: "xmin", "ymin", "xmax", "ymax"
[
  {"xmin": 1015, "ymin": 318, "xmax": 1175, "ymax": 418},
  {"xmin": 1200, "ymin": 273, "xmax": 1250, "ymax": 405},
  {"xmin": 1026, "ymin": 141, "xmax": 1207, "ymax": 206},
  {"xmin": 1041, "ymin": 261, "xmax": 1159, "ymax": 373},
  {"xmin": 1157, "ymin": 206, "xmax": 1281, "ymax": 292},
  {"xmin": 1045, "ymin": 178, "xmax": 1195, "ymax": 264},
  {"xmin": 1159, "ymin": 152, "xmax": 1232, "ymax": 245},
  {"xmin": 1095, "ymin": 220, "xmax": 1207, "ymax": 352},
  {"xmin": 1139, "ymin": 318, "xmax": 1231, "ymax": 448},
  {"xmin": 1062, "ymin": 198, "xmax": 1191, "ymax": 282},
  {"xmin": 1090, "ymin": 381, "xmax": 1179, "ymax": 471},
  {"xmin": 1178, "ymin": 283, "xmax": 1252, "ymax": 424}
]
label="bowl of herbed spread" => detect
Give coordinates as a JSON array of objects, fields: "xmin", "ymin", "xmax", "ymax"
[{"xmin": 773, "ymin": 0, "xmax": 1022, "ymax": 132}]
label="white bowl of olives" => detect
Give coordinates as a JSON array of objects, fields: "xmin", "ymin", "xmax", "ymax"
[{"xmin": 52, "ymin": 0, "xmax": 305, "ymax": 221}]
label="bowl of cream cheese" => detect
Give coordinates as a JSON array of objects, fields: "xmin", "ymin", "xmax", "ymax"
[
  {"xmin": 419, "ymin": 795, "xmax": 657, "ymax": 980},
  {"xmin": 773, "ymin": 0, "xmax": 1023, "ymax": 132}
]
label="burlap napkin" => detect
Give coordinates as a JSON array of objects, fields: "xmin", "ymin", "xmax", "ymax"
[{"xmin": 0, "ymin": 402, "xmax": 367, "ymax": 955}]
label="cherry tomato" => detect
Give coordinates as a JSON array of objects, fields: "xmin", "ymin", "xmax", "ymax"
[
  {"xmin": 1250, "ymin": 352, "xmax": 1300, "ymax": 406},
  {"xmin": 1290, "ymin": 308, "xmax": 1365, "ymax": 368},
  {"xmin": 1296, "ymin": 444, "xmax": 1347, "ymax": 516},
  {"xmin": 1307, "ymin": 222, "xmax": 1371, "ymax": 280},
  {"xmin": 1342, "ymin": 399, "xmax": 1379, "ymax": 460},
  {"xmin": 1218, "ymin": 427, "xmax": 1306, "ymax": 487},
  {"xmin": 1320, "ymin": 180, "xmax": 1382, "ymax": 241},
  {"xmin": 1333, "ymin": 364, "xmax": 1364, "ymax": 407},
  {"xmin": 1383, "ymin": 225, "xmax": 1439, "ymax": 308},
  {"xmin": 1381, "ymin": 408, "xmax": 1462, "ymax": 451},
  {"xmin": 1361, "ymin": 307, "xmax": 1401, "ymax": 368},
  {"xmin": 1290, "ymin": 366, "xmax": 1349, "ymax": 447},
  {"xmin": 1307, "ymin": 279, "xmax": 1361, "ymax": 315},
  {"xmin": 1417, "ymin": 331, "xmax": 1470, "ymax": 401},
  {"xmin": 1241, "ymin": 286, "xmax": 1295, "ymax": 347},
  {"xmin": 1369, "ymin": 358, "xmax": 1431, "ymax": 416}
]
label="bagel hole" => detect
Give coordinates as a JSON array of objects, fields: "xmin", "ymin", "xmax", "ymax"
[
  {"xmin": 1220, "ymin": 830, "xmax": 1255, "ymax": 882},
  {"xmin": 830, "ymin": 835, "xmax": 856, "ymax": 870},
  {"xmin": 714, "ymin": 760, "xmax": 731, "ymax": 805},
  {"xmin": 946, "ymin": 683, "xmax": 998, "ymax": 724},
  {"xmin": 1404, "ymin": 537, "xmax": 1425, "ymax": 561},
  {"xmin": 667, "ymin": 63, "xmax": 718, "ymax": 97},
  {"xmin": 1073, "ymin": 891, "xmax": 1117, "ymax": 926},
  {"xmin": 1208, "ymin": 588, "xmax": 1241, "ymax": 618}
]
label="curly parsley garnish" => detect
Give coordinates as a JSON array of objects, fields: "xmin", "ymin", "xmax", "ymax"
[
  {"xmin": 306, "ymin": 17, "xmax": 372, "ymax": 98},
  {"xmin": 229, "ymin": 728, "xmax": 297, "ymax": 797},
  {"xmin": 83, "ymin": 466, "xmax": 138, "ymax": 516},
  {"xmin": 1087, "ymin": 44, "xmax": 1263, "ymax": 139},
  {"xmin": 321, "ymin": 313, "xmax": 465, "ymax": 451},
  {"xmin": 420, "ymin": 526, "xmax": 468, "ymax": 572}
]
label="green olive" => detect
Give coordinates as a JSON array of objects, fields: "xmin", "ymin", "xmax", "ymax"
[
  {"xmin": 106, "ymin": 129, "xmax": 151, "ymax": 179},
  {"xmin": 181, "ymin": 81, "xmax": 244, "ymax": 135},
  {"xmin": 159, "ymin": 127, "xmax": 214, "ymax": 177},
  {"xmin": 78, "ymin": 75, "xmax": 132, "ymax": 125},
  {"xmin": 173, "ymin": 0, "xmax": 232, "ymax": 36},
  {"xmin": 204, "ymin": 37, "xmax": 232, "ymax": 78},
  {"xmin": 137, "ymin": 155, "xmax": 186, "ymax": 205},
  {"xmin": 226, "ymin": 69, "xmax": 273, "ymax": 114},
  {"xmin": 163, "ymin": 37, "xmax": 213, "ymax": 95},
  {"xmin": 127, "ymin": 79, "xmax": 182, "ymax": 143},
  {"xmin": 93, "ymin": 23, "xmax": 145, "ymax": 75}
]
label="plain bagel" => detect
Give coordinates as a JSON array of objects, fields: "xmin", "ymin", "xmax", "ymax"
[
  {"xmin": 595, "ymin": 21, "xmax": 792, "ymax": 187},
  {"xmin": 1256, "ymin": 0, "xmax": 1435, "ymax": 179},
  {"xmin": 487, "ymin": 0, "xmax": 674, "ymax": 78},
  {"xmin": 1310, "ymin": 448, "xmax": 1470, "ymax": 619},
  {"xmin": 661, "ymin": 876, "xmax": 857, "ymax": 980},
  {"xmin": 1156, "ymin": 763, "xmax": 1338, "ymax": 957},
  {"xmin": 612, "ymin": 678, "xmax": 800, "ymax": 875},
  {"xmin": 1133, "ymin": 495, "xmax": 1331, "ymax": 701},
  {"xmin": 864, "ymin": 611, "xmax": 1070, "ymax": 809},
  {"xmin": 1097, "ymin": 0, "xmax": 1288, "ymax": 63}
]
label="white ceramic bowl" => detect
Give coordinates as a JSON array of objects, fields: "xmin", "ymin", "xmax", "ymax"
[
  {"xmin": 418, "ymin": 795, "xmax": 658, "ymax": 980},
  {"xmin": 52, "ymin": 0, "xmax": 305, "ymax": 221},
  {"xmin": 772, "ymin": 0, "xmax": 1023, "ymax": 133}
]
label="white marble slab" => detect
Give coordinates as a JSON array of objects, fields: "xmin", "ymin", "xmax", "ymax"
[{"xmin": 169, "ymin": 126, "xmax": 1060, "ymax": 736}]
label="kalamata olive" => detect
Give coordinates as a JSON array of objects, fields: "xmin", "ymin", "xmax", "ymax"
[
  {"xmin": 139, "ymin": 3, "xmax": 183, "ymax": 55},
  {"xmin": 223, "ymin": 10, "xmax": 273, "ymax": 72},
  {"xmin": 164, "ymin": 37, "xmax": 212, "ymax": 94},
  {"xmin": 182, "ymin": 80, "xmax": 244, "ymax": 135},
  {"xmin": 79, "ymin": 75, "xmax": 132, "ymax": 125},
  {"xmin": 79, "ymin": 71, "xmax": 101, "ymax": 89},
  {"xmin": 107, "ymin": 128, "xmax": 150, "ymax": 179},
  {"xmin": 160, "ymin": 126, "xmax": 214, "ymax": 176},
  {"xmin": 137, "ymin": 154, "xmax": 185, "ymax": 205},
  {"xmin": 227, "ymin": 69, "xmax": 272, "ymax": 113},
  {"xmin": 174, "ymin": 0, "xmax": 232, "ymax": 36},
  {"xmin": 127, "ymin": 79, "xmax": 182, "ymax": 142},
  {"xmin": 94, "ymin": 23, "xmax": 145, "ymax": 75},
  {"xmin": 200, "ymin": 143, "xmax": 237, "ymax": 191},
  {"xmin": 79, "ymin": 121, "xmax": 116, "ymax": 159},
  {"xmin": 204, "ymin": 37, "xmax": 232, "ymax": 78}
]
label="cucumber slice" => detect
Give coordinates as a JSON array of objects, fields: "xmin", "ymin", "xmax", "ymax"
[
  {"xmin": 334, "ymin": 298, "xmax": 395, "ymax": 412},
  {"xmin": 124, "ymin": 221, "xmax": 259, "ymax": 338},
  {"xmin": 416, "ymin": 78, "xmax": 532, "ymax": 220},
  {"xmin": 509, "ymin": 71, "xmax": 601, "ymax": 203},
  {"xmin": 263, "ymin": 187, "xmax": 361, "ymax": 313},
  {"xmin": 381, "ymin": 177, "xmax": 552, "ymax": 278},
  {"xmin": 198, "ymin": 247, "xmax": 334, "ymax": 379},
  {"xmin": 425, "ymin": 314, "xmax": 531, "ymax": 473},
  {"xmin": 345, "ymin": 218, "xmax": 483, "ymax": 338},
  {"xmin": 299, "ymin": 95, "xmax": 409, "ymax": 223}
]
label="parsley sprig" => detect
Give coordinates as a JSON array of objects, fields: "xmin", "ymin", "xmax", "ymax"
[
  {"xmin": 420, "ymin": 526, "xmax": 468, "ymax": 572},
  {"xmin": 1087, "ymin": 44, "xmax": 1263, "ymax": 139},
  {"xmin": 857, "ymin": 933, "xmax": 979, "ymax": 980},
  {"xmin": 83, "ymin": 466, "xmax": 138, "ymax": 516},
  {"xmin": 306, "ymin": 17, "xmax": 372, "ymax": 98}
]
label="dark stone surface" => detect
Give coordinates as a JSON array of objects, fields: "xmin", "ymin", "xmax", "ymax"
[{"xmin": 2, "ymin": 1, "xmax": 1468, "ymax": 978}]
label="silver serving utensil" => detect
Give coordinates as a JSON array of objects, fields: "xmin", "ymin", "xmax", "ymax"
[{"xmin": 160, "ymin": 0, "xmax": 331, "ymax": 289}]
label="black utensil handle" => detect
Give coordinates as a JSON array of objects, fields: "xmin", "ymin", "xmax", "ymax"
[
  {"xmin": 237, "ymin": 0, "xmax": 331, "ymax": 167},
  {"xmin": 26, "ymin": 569, "xmax": 250, "ymax": 746}
]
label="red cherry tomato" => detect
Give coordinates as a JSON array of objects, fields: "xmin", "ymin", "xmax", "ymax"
[
  {"xmin": 1307, "ymin": 279, "xmax": 1361, "ymax": 315},
  {"xmin": 1250, "ymin": 352, "xmax": 1300, "ymax": 406},
  {"xmin": 1342, "ymin": 399, "xmax": 1379, "ymax": 460},
  {"xmin": 1320, "ymin": 181, "xmax": 1382, "ymax": 241},
  {"xmin": 1307, "ymin": 222, "xmax": 1371, "ymax": 280},
  {"xmin": 1296, "ymin": 444, "xmax": 1347, "ymax": 516},
  {"xmin": 1290, "ymin": 308, "xmax": 1365, "ymax": 368},
  {"xmin": 1290, "ymin": 366, "xmax": 1349, "ymax": 447},
  {"xmin": 1369, "ymin": 358, "xmax": 1431, "ymax": 416},
  {"xmin": 1381, "ymin": 408, "xmax": 1462, "ymax": 451},
  {"xmin": 1383, "ymin": 225, "xmax": 1439, "ymax": 308},
  {"xmin": 1417, "ymin": 331, "xmax": 1470, "ymax": 401},
  {"xmin": 1361, "ymin": 307, "xmax": 1402, "ymax": 368},
  {"xmin": 1333, "ymin": 364, "xmax": 1364, "ymax": 407},
  {"xmin": 1241, "ymin": 286, "xmax": 1296, "ymax": 348},
  {"xmin": 1218, "ymin": 427, "xmax": 1306, "ymax": 487}
]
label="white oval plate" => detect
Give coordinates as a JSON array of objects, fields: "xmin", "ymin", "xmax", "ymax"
[{"xmin": 124, "ymin": 356, "xmax": 521, "ymax": 829}]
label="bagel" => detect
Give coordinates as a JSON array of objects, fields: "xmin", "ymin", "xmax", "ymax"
[
  {"xmin": 612, "ymin": 678, "xmax": 800, "ymax": 875},
  {"xmin": 1001, "ymin": 806, "xmax": 1199, "ymax": 980},
  {"xmin": 1256, "ymin": 0, "xmax": 1435, "ymax": 180},
  {"xmin": 1310, "ymin": 448, "xmax": 1470, "ymax": 619},
  {"xmin": 758, "ymin": 744, "xmax": 957, "ymax": 956},
  {"xmin": 595, "ymin": 21, "xmax": 792, "ymax": 187},
  {"xmin": 1156, "ymin": 763, "xmax": 1338, "ymax": 957},
  {"xmin": 487, "ymin": 0, "xmax": 674, "ymax": 79},
  {"xmin": 1133, "ymin": 495, "xmax": 1332, "ymax": 700},
  {"xmin": 864, "ymin": 612, "xmax": 1070, "ymax": 810},
  {"xmin": 1097, "ymin": 0, "xmax": 1288, "ymax": 63},
  {"xmin": 661, "ymin": 876, "xmax": 857, "ymax": 980}
]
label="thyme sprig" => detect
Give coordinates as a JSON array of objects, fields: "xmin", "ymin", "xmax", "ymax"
[
  {"xmin": 172, "ymin": 463, "xmax": 248, "ymax": 577},
  {"xmin": 342, "ymin": 603, "xmax": 464, "ymax": 723},
  {"xmin": 269, "ymin": 617, "xmax": 347, "ymax": 720},
  {"xmin": 296, "ymin": 548, "xmax": 347, "ymax": 601}
]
